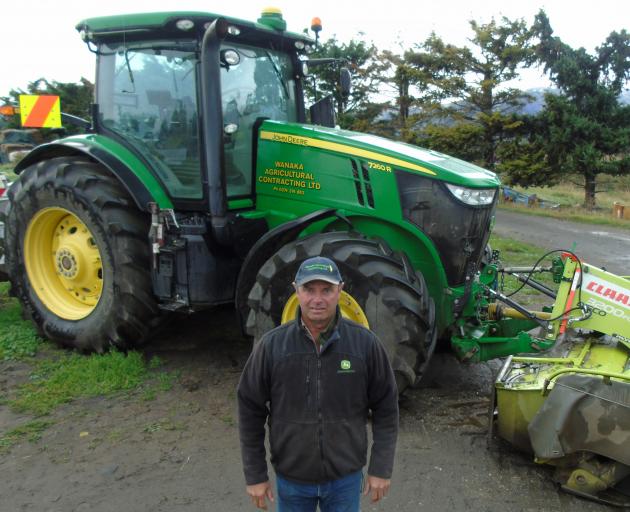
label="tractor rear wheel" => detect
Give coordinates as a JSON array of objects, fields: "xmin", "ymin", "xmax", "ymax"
[
  {"xmin": 5, "ymin": 156, "xmax": 158, "ymax": 351},
  {"xmin": 245, "ymin": 231, "xmax": 437, "ymax": 392}
]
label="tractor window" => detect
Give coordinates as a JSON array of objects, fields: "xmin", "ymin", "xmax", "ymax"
[
  {"xmin": 220, "ymin": 43, "xmax": 298, "ymax": 197},
  {"xmin": 97, "ymin": 44, "xmax": 202, "ymax": 199}
]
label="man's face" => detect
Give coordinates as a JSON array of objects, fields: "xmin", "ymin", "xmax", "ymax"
[{"xmin": 294, "ymin": 280, "xmax": 342, "ymax": 326}]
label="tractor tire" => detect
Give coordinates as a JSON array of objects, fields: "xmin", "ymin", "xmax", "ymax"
[
  {"xmin": 5, "ymin": 156, "xmax": 158, "ymax": 352},
  {"xmin": 245, "ymin": 231, "xmax": 437, "ymax": 392}
]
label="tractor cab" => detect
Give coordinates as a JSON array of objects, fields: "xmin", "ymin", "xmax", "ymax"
[{"xmin": 79, "ymin": 9, "xmax": 313, "ymax": 211}]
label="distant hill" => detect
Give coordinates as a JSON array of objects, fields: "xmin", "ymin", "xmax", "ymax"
[
  {"xmin": 517, "ymin": 88, "xmax": 549, "ymax": 115},
  {"xmin": 517, "ymin": 87, "xmax": 630, "ymax": 115},
  {"xmin": 373, "ymin": 87, "xmax": 630, "ymax": 124}
]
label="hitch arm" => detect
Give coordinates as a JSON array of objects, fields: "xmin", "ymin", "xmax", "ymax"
[
  {"xmin": 509, "ymin": 272, "xmax": 557, "ymax": 299},
  {"xmin": 486, "ymin": 287, "xmax": 548, "ymax": 328}
]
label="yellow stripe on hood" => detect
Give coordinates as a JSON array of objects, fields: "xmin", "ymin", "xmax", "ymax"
[{"xmin": 260, "ymin": 130, "xmax": 436, "ymax": 176}]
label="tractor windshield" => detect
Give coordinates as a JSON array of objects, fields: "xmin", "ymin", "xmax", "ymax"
[
  {"xmin": 96, "ymin": 40, "xmax": 299, "ymax": 202},
  {"xmin": 220, "ymin": 43, "xmax": 298, "ymax": 197},
  {"xmin": 96, "ymin": 41, "xmax": 298, "ymax": 199},
  {"xmin": 97, "ymin": 42, "xmax": 203, "ymax": 199}
]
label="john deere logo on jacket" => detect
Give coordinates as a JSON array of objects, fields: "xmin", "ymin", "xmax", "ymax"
[{"xmin": 338, "ymin": 360, "xmax": 354, "ymax": 373}]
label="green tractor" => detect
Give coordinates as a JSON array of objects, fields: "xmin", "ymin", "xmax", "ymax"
[
  {"xmin": 1, "ymin": 8, "xmax": 499, "ymax": 392},
  {"xmin": 2, "ymin": 8, "xmax": 629, "ymax": 503}
]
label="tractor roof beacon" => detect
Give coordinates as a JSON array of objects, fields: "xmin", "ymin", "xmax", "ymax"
[{"xmin": 1, "ymin": 9, "xmax": 629, "ymax": 504}]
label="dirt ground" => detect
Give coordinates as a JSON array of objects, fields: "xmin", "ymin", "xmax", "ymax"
[{"xmin": 0, "ymin": 306, "xmax": 616, "ymax": 512}]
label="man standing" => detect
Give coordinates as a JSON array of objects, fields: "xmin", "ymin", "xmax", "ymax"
[{"xmin": 238, "ymin": 256, "xmax": 399, "ymax": 511}]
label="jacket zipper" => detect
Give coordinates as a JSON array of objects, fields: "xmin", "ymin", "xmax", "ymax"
[
  {"xmin": 303, "ymin": 326, "xmax": 327, "ymax": 479},
  {"xmin": 317, "ymin": 357, "xmax": 325, "ymax": 476}
]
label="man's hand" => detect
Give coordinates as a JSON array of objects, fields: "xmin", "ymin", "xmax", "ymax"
[
  {"xmin": 246, "ymin": 481, "xmax": 274, "ymax": 510},
  {"xmin": 363, "ymin": 475, "xmax": 391, "ymax": 503}
]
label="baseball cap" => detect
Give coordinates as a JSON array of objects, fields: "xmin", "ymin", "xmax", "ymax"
[{"xmin": 294, "ymin": 256, "xmax": 343, "ymax": 286}]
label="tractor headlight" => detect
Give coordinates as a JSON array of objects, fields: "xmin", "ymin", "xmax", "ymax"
[{"xmin": 445, "ymin": 184, "xmax": 496, "ymax": 206}]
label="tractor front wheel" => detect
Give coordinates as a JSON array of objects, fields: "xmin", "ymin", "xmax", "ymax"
[
  {"xmin": 246, "ymin": 231, "xmax": 437, "ymax": 392},
  {"xmin": 5, "ymin": 157, "xmax": 158, "ymax": 351}
]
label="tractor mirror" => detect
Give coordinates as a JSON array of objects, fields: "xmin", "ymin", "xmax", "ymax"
[{"xmin": 340, "ymin": 68, "xmax": 351, "ymax": 100}]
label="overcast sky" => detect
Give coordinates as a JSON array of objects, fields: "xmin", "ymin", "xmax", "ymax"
[{"xmin": 2, "ymin": 0, "xmax": 629, "ymax": 99}]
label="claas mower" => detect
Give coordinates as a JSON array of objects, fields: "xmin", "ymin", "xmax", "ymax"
[{"xmin": 465, "ymin": 250, "xmax": 630, "ymax": 506}]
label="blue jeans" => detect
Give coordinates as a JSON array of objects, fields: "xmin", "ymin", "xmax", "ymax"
[{"xmin": 276, "ymin": 470, "xmax": 363, "ymax": 512}]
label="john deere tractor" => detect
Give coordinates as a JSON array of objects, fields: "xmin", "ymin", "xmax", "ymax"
[
  {"xmin": 1, "ymin": 9, "xmax": 498, "ymax": 391},
  {"xmin": 2, "ymin": 9, "xmax": 629, "ymax": 503}
]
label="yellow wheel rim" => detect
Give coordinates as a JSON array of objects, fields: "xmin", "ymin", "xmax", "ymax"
[
  {"xmin": 24, "ymin": 207, "xmax": 103, "ymax": 320},
  {"xmin": 281, "ymin": 291, "xmax": 369, "ymax": 327}
]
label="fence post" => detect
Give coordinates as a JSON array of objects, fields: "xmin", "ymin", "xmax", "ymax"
[{"xmin": 613, "ymin": 202, "xmax": 625, "ymax": 219}]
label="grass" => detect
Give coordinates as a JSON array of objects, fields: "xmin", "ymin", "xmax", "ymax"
[
  {"xmin": 489, "ymin": 233, "xmax": 558, "ymax": 307},
  {"xmin": 141, "ymin": 369, "xmax": 179, "ymax": 401},
  {"xmin": 0, "ymin": 283, "xmax": 43, "ymax": 360},
  {"xmin": 509, "ymin": 176, "xmax": 630, "ymax": 208},
  {"xmin": 0, "ymin": 282, "xmax": 176, "ymax": 417},
  {"xmin": 0, "ymin": 420, "xmax": 54, "ymax": 453},
  {"xmin": 3, "ymin": 344, "xmax": 179, "ymax": 416},
  {"xmin": 489, "ymin": 234, "xmax": 545, "ymax": 266},
  {"xmin": 0, "ymin": 278, "xmax": 200, "ymax": 450},
  {"xmin": 499, "ymin": 201, "xmax": 630, "ymax": 228},
  {"xmin": 501, "ymin": 174, "xmax": 630, "ymax": 229},
  {"xmin": 9, "ymin": 351, "xmax": 150, "ymax": 416}
]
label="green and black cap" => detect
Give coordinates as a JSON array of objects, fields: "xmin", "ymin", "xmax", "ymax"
[{"xmin": 294, "ymin": 257, "xmax": 343, "ymax": 286}]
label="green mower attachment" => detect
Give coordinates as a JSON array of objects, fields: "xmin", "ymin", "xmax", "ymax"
[{"xmin": 472, "ymin": 252, "xmax": 630, "ymax": 505}]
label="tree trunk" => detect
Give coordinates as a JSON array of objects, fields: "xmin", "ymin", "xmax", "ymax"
[
  {"xmin": 399, "ymin": 79, "xmax": 409, "ymax": 124},
  {"xmin": 481, "ymin": 69, "xmax": 495, "ymax": 169},
  {"xmin": 583, "ymin": 171, "xmax": 597, "ymax": 210},
  {"xmin": 484, "ymin": 126, "xmax": 495, "ymax": 170}
]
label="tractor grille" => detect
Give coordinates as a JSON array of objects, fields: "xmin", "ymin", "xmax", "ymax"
[
  {"xmin": 350, "ymin": 160, "xmax": 375, "ymax": 208},
  {"xmin": 396, "ymin": 171, "xmax": 496, "ymax": 286}
]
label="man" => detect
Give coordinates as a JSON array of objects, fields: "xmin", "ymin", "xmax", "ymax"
[{"xmin": 238, "ymin": 256, "xmax": 399, "ymax": 511}]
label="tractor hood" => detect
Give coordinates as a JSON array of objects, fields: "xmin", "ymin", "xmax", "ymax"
[{"xmin": 260, "ymin": 121, "xmax": 500, "ymax": 188}]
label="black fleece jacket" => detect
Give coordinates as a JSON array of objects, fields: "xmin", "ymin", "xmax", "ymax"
[{"xmin": 237, "ymin": 313, "xmax": 399, "ymax": 485}]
